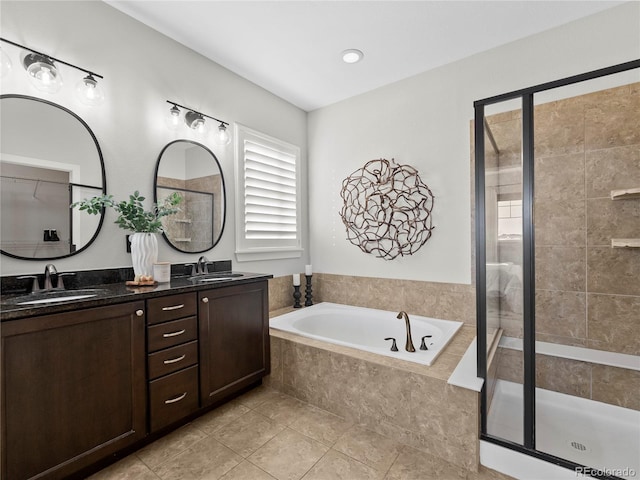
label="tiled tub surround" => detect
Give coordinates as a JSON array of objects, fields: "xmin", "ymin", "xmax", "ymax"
[
  {"xmin": 270, "ymin": 303, "xmax": 464, "ymax": 366},
  {"xmin": 269, "ymin": 273, "xmax": 476, "ymax": 325},
  {"xmin": 268, "ymin": 306, "xmax": 481, "ymax": 472}
]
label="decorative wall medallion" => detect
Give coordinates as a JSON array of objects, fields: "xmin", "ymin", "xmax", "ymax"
[{"xmin": 340, "ymin": 158, "xmax": 435, "ymax": 260}]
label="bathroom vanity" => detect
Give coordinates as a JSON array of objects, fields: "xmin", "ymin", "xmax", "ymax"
[{"xmin": 0, "ymin": 271, "xmax": 271, "ymax": 480}]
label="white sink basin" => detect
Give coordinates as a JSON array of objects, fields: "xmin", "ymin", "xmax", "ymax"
[
  {"xmin": 5, "ymin": 289, "xmax": 106, "ymax": 306},
  {"xmin": 18, "ymin": 294, "xmax": 98, "ymax": 305}
]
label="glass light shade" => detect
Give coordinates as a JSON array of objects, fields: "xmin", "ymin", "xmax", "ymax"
[
  {"xmin": 185, "ymin": 111, "xmax": 208, "ymax": 135},
  {"xmin": 213, "ymin": 123, "xmax": 231, "ymax": 146},
  {"xmin": 165, "ymin": 105, "xmax": 181, "ymax": 130},
  {"xmin": 75, "ymin": 74, "xmax": 104, "ymax": 106},
  {"xmin": 0, "ymin": 48, "xmax": 12, "ymax": 78},
  {"xmin": 23, "ymin": 53, "xmax": 63, "ymax": 94}
]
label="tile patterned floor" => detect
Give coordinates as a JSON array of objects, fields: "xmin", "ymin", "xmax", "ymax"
[{"xmin": 89, "ymin": 386, "xmax": 513, "ymax": 480}]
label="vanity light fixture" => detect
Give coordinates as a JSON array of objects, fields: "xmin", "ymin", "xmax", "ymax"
[
  {"xmin": 0, "ymin": 37, "xmax": 105, "ymax": 105},
  {"xmin": 185, "ymin": 110, "xmax": 208, "ymax": 134},
  {"xmin": 166, "ymin": 103, "xmax": 181, "ymax": 130},
  {"xmin": 166, "ymin": 100, "xmax": 230, "ymax": 145},
  {"xmin": 22, "ymin": 52, "xmax": 63, "ymax": 94},
  {"xmin": 341, "ymin": 49, "xmax": 364, "ymax": 64},
  {"xmin": 214, "ymin": 123, "xmax": 231, "ymax": 146}
]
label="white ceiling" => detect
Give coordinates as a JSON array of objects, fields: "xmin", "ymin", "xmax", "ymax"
[{"xmin": 106, "ymin": 1, "xmax": 625, "ymax": 112}]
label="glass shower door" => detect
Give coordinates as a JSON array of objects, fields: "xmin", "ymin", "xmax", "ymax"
[{"xmin": 478, "ymin": 98, "xmax": 526, "ymax": 446}]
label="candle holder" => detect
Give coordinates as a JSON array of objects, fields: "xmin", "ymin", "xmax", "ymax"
[
  {"xmin": 293, "ymin": 285, "xmax": 302, "ymax": 308},
  {"xmin": 304, "ymin": 274, "xmax": 313, "ymax": 306}
]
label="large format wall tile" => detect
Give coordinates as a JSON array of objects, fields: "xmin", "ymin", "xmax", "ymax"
[
  {"xmin": 587, "ymin": 198, "xmax": 640, "ymax": 246},
  {"xmin": 534, "ymin": 153, "xmax": 585, "ymax": 201},
  {"xmin": 535, "ymin": 246, "xmax": 586, "ymax": 292},
  {"xmin": 269, "ymin": 276, "xmax": 292, "ymax": 311},
  {"xmin": 535, "ymin": 355, "xmax": 591, "ymax": 398},
  {"xmin": 534, "ymin": 198, "xmax": 585, "ymax": 247},
  {"xmin": 535, "ymin": 290, "xmax": 586, "ymax": 340},
  {"xmin": 534, "ymin": 100, "xmax": 585, "ymax": 159},
  {"xmin": 587, "ymin": 293, "xmax": 640, "ymax": 355},
  {"xmin": 585, "ymin": 88, "xmax": 640, "ymax": 151},
  {"xmin": 587, "ymin": 247, "xmax": 640, "ymax": 296},
  {"xmin": 585, "ymin": 145, "xmax": 640, "ymax": 199},
  {"xmin": 591, "ymin": 365, "xmax": 640, "ymax": 411}
]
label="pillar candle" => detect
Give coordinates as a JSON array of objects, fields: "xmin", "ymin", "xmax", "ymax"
[{"xmin": 293, "ymin": 273, "xmax": 301, "ymax": 286}]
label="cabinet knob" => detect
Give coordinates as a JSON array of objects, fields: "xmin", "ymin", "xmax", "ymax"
[
  {"xmin": 202, "ymin": 297, "xmax": 209, "ymax": 303},
  {"xmin": 136, "ymin": 309, "xmax": 144, "ymax": 317}
]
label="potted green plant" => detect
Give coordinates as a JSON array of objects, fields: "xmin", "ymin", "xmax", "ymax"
[{"xmin": 72, "ymin": 191, "xmax": 182, "ymax": 281}]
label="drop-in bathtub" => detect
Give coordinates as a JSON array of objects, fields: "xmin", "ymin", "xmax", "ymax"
[{"xmin": 269, "ymin": 302, "xmax": 463, "ymax": 366}]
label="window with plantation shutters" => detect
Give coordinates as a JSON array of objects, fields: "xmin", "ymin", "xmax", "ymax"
[{"xmin": 235, "ymin": 124, "xmax": 302, "ymax": 261}]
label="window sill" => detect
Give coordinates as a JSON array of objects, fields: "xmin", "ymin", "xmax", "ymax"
[{"xmin": 235, "ymin": 247, "xmax": 303, "ymax": 262}]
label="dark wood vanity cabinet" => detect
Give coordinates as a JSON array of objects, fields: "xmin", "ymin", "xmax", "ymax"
[
  {"xmin": 199, "ymin": 281, "xmax": 270, "ymax": 406},
  {"xmin": 0, "ymin": 277, "xmax": 271, "ymax": 479},
  {"xmin": 146, "ymin": 292, "xmax": 199, "ymax": 432},
  {"xmin": 1, "ymin": 301, "xmax": 146, "ymax": 480}
]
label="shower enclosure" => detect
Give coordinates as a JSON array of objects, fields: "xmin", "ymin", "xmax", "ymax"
[{"xmin": 475, "ymin": 59, "xmax": 640, "ymax": 479}]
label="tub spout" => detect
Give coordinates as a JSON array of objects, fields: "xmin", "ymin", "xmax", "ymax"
[{"xmin": 396, "ymin": 311, "xmax": 416, "ymax": 352}]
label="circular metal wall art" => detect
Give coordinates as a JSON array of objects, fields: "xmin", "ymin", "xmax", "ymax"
[{"xmin": 340, "ymin": 158, "xmax": 435, "ymax": 260}]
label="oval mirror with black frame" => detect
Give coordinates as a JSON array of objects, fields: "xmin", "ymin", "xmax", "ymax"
[
  {"xmin": 0, "ymin": 95, "xmax": 106, "ymax": 260},
  {"xmin": 154, "ymin": 140, "xmax": 226, "ymax": 253}
]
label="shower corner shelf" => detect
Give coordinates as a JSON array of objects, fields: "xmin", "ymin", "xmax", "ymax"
[
  {"xmin": 173, "ymin": 238, "xmax": 192, "ymax": 243},
  {"xmin": 610, "ymin": 187, "xmax": 640, "ymax": 200},
  {"xmin": 611, "ymin": 238, "xmax": 640, "ymax": 249},
  {"xmin": 174, "ymin": 218, "xmax": 192, "ymax": 224}
]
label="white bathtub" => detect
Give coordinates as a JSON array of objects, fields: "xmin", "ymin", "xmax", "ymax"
[{"xmin": 270, "ymin": 302, "xmax": 463, "ymax": 366}]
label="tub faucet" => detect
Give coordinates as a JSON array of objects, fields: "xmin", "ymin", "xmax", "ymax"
[
  {"xmin": 396, "ymin": 311, "xmax": 416, "ymax": 352},
  {"xmin": 196, "ymin": 256, "xmax": 209, "ymax": 275},
  {"xmin": 43, "ymin": 264, "xmax": 58, "ymax": 290}
]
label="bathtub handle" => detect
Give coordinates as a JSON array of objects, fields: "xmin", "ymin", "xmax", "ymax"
[
  {"xmin": 384, "ymin": 337, "xmax": 399, "ymax": 352},
  {"xmin": 420, "ymin": 335, "xmax": 433, "ymax": 351}
]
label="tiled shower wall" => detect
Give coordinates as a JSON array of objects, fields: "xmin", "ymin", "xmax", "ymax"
[
  {"xmin": 487, "ymin": 82, "xmax": 640, "ymax": 409},
  {"xmin": 532, "ymin": 82, "xmax": 640, "ymax": 354}
]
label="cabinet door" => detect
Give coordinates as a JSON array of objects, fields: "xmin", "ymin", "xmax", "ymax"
[
  {"xmin": 199, "ymin": 281, "xmax": 269, "ymax": 406},
  {"xmin": 1, "ymin": 302, "xmax": 146, "ymax": 480}
]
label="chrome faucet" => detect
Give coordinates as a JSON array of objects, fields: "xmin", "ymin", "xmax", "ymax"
[
  {"xmin": 196, "ymin": 256, "xmax": 209, "ymax": 275},
  {"xmin": 396, "ymin": 311, "xmax": 416, "ymax": 352},
  {"xmin": 43, "ymin": 264, "xmax": 58, "ymax": 290}
]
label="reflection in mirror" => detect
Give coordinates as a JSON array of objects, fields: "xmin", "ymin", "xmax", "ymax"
[
  {"xmin": 0, "ymin": 95, "xmax": 105, "ymax": 260},
  {"xmin": 154, "ymin": 140, "xmax": 225, "ymax": 253}
]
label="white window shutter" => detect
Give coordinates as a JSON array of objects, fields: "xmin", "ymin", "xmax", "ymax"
[{"xmin": 235, "ymin": 124, "xmax": 302, "ymax": 261}]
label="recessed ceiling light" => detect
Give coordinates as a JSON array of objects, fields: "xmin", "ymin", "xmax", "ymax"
[{"xmin": 341, "ymin": 49, "xmax": 364, "ymax": 64}]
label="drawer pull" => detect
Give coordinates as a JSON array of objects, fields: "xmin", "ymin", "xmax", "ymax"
[
  {"xmin": 162, "ymin": 304, "xmax": 185, "ymax": 311},
  {"xmin": 165, "ymin": 392, "xmax": 187, "ymax": 404},
  {"xmin": 202, "ymin": 297, "xmax": 209, "ymax": 303},
  {"xmin": 136, "ymin": 310, "xmax": 144, "ymax": 317},
  {"xmin": 163, "ymin": 354, "xmax": 186, "ymax": 365},
  {"xmin": 163, "ymin": 329, "xmax": 186, "ymax": 338}
]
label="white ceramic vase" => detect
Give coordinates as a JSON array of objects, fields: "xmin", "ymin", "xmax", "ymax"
[{"xmin": 130, "ymin": 232, "xmax": 158, "ymax": 279}]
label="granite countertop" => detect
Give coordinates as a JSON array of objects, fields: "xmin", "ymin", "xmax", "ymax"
[{"xmin": 0, "ymin": 271, "xmax": 272, "ymax": 322}]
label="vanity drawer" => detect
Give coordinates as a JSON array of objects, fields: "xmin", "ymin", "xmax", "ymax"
[
  {"xmin": 148, "ymin": 341, "xmax": 198, "ymax": 380},
  {"xmin": 149, "ymin": 365, "xmax": 199, "ymax": 432},
  {"xmin": 147, "ymin": 293, "xmax": 197, "ymax": 325},
  {"xmin": 148, "ymin": 316, "xmax": 197, "ymax": 352}
]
